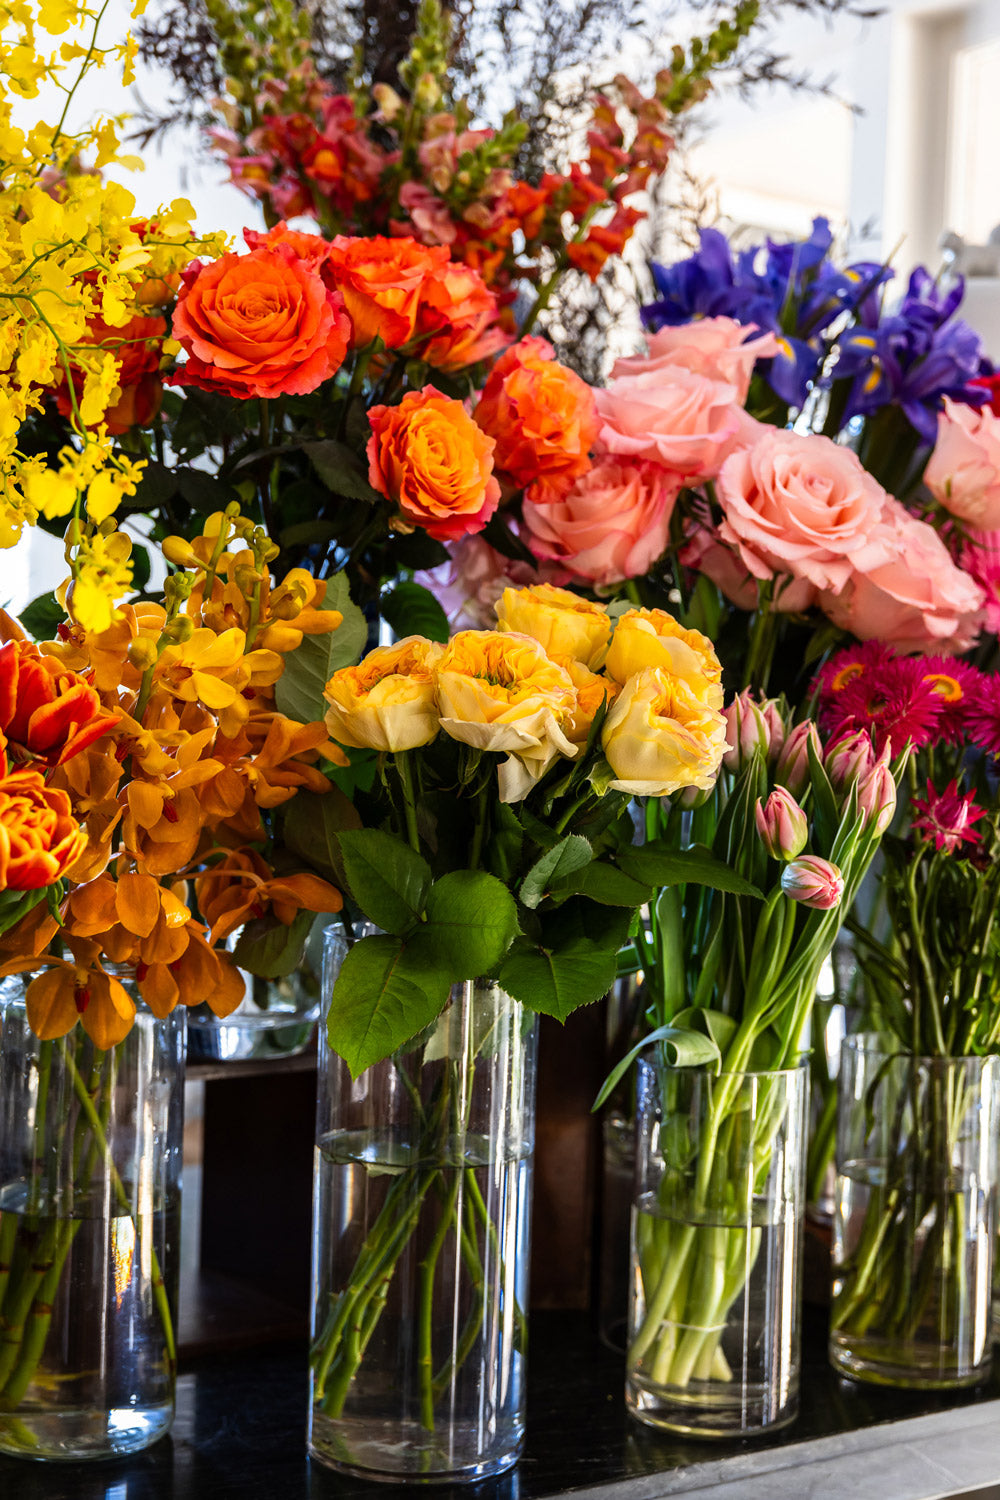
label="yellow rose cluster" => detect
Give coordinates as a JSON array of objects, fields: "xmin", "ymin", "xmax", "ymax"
[
  {"xmin": 0, "ymin": 0, "xmax": 226, "ymax": 623},
  {"xmin": 324, "ymin": 584, "xmax": 728, "ymax": 802}
]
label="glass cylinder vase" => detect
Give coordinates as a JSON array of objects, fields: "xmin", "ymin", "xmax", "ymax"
[
  {"xmin": 830, "ymin": 1035, "xmax": 999, "ymax": 1389},
  {"xmin": 308, "ymin": 926, "xmax": 538, "ymax": 1483},
  {"xmin": 0, "ymin": 975, "xmax": 185, "ymax": 1461},
  {"xmin": 626, "ymin": 1056, "xmax": 808, "ymax": 1437}
]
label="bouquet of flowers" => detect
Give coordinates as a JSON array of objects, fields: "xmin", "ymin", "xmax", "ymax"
[{"xmin": 309, "ymin": 583, "xmax": 740, "ymax": 1440}]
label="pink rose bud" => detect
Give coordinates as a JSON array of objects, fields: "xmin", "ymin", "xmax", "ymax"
[
  {"xmin": 856, "ymin": 759, "xmax": 896, "ymax": 834},
  {"xmin": 824, "ymin": 729, "xmax": 876, "ymax": 792},
  {"xmin": 774, "ymin": 720, "xmax": 822, "ymax": 797},
  {"xmin": 723, "ymin": 689, "xmax": 770, "ymax": 772},
  {"xmin": 781, "ymin": 855, "xmax": 845, "ymax": 910},
  {"xmin": 755, "ymin": 787, "xmax": 809, "ymax": 861},
  {"xmin": 761, "ymin": 698, "xmax": 787, "ymax": 766}
]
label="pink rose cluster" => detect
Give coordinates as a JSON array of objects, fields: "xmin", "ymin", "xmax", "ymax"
[
  {"xmin": 684, "ymin": 424, "xmax": 984, "ymax": 654},
  {"xmin": 520, "ymin": 317, "xmax": 776, "ymax": 590}
]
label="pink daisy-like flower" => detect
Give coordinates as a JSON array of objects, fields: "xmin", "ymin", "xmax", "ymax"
[
  {"xmin": 965, "ymin": 672, "xmax": 1000, "ymax": 757},
  {"xmin": 960, "ymin": 529, "xmax": 1000, "ymax": 634},
  {"xmin": 911, "ymin": 779, "xmax": 986, "ymax": 853},
  {"xmin": 914, "ymin": 657, "xmax": 985, "ymax": 744},
  {"xmin": 816, "ymin": 650, "xmax": 944, "ymax": 753},
  {"xmin": 814, "ymin": 641, "xmax": 895, "ymax": 703}
]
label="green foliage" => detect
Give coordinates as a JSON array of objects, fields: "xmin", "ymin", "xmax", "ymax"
[
  {"xmin": 380, "ymin": 582, "xmax": 450, "ymax": 644},
  {"xmin": 273, "ymin": 572, "xmax": 367, "ymax": 725},
  {"xmin": 18, "ymin": 592, "xmax": 65, "ymax": 640},
  {"xmin": 231, "ymin": 908, "xmax": 315, "ymax": 979}
]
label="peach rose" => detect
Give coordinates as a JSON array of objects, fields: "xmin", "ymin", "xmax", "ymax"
[
  {"xmin": 924, "ymin": 396, "xmax": 1000, "ymax": 530},
  {"xmin": 367, "ymin": 386, "xmax": 501, "ymax": 541},
  {"xmin": 522, "ymin": 456, "xmax": 680, "ymax": 588},
  {"xmin": 494, "ymin": 584, "xmax": 611, "ymax": 670},
  {"xmin": 243, "ymin": 222, "xmax": 333, "ymax": 271},
  {"xmin": 474, "ymin": 337, "xmax": 599, "ymax": 490},
  {"xmin": 715, "ymin": 428, "xmax": 886, "ymax": 593},
  {"xmin": 325, "ymin": 234, "xmax": 449, "ymax": 348},
  {"xmin": 594, "ymin": 365, "xmax": 743, "ymax": 482},
  {"xmin": 324, "ymin": 637, "xmax": 443, "ymax": 751},
  {"xmin": 679, "ymin": 525, "xmax": 817, "ymax": 613},
  {"xmin": 820, "ymin": 500, "xmax": 985, "ymax": 653},
  {"xmin": 169, "ymin": 245, "xmax": 350, "ymax": 399},
  {"xmin": 611, "ymin": 318, "xmax": 779, "ymax": 405},
  {"xmin": 602, "ymin": 668, "xmax": 727, "ymax": 796},
  {"xmin": 605, "ymin": 607, "xmax": 724, "ymax": 712},
  {"xmin": 413, "ymin": 262, "xmax": 508, "ymax": 372}
]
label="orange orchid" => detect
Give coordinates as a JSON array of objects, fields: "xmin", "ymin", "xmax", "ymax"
[
  {"xmin": 136, "ymin": 924, "xmax": 245, "ymax": 1020},
  {"xmin": 21, "ymin": 945, "xmax": 137, "ymax": 1049},
  {"xmin": 196, "ymin": 848, "xmax": 342, "ymax": 944},
  {"xmin": 154, "ymin": 627, "xmax": 284, "ymax": 737}
]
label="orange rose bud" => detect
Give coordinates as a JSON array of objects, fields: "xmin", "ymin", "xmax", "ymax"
[
  {"xmin": 367, "ymin": 386, "xmax": 501, "ymax": 541},
  {"xmin": 325, "ymin": 234, "xmax": 450, "ymax": 349},
  {"xmin": 474, "ymin": 336, "xmax": 598, "ymax": 490},
  {"xmin": 0, "ymin": 771, "xmax": 86, "ymax": 889},
  {"xmin": 0, "ymin": 641, "xmax": 116, "ymax": 765},
  {"xmin": 168, "ymin": 243, "xmax": 350, "ymax": 399}
]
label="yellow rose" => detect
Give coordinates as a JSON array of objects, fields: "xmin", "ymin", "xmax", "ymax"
[
  {"xmin": 436, "ymin": 630, "xmax": 578, "ymax": 801},
  {"xmin": 605, "ymin": 608, "xmax": 724, "ymax": 712},
  {"xmin": 323, "ymin": 636, "xmax": 443, "ymax": 751},
  {"xmin": 495, "ymin": 583, "xmax": 611, "ymax": 670},
  {"xmin": 602, "ymin": 667, "xmax": 727, "ymax": 796},
  {"xmin": 551, "ymin": 654, "xmax": 619, "ymax": 746}
]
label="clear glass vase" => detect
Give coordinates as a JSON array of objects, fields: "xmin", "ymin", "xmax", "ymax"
[
  {"xmin": 626, "ymin": 1057, "xmax": 808, "ymax": 1437},
  {"xmin": 830, "ymin": 1035, "xmax": 999, "ymax": 1389},
  {"xmin": 0, "ymin": 975, "xmax": 185, "ymax": 1461},
  {"xmin": 186, "ymin": 915, "xmax": 325, "ymax": 1062},
  {"xmin": 308, "ymin": 925, "xmax": 538, "ymax": 1483}
]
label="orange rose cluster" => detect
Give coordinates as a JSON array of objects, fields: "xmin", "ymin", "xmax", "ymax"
[{"xmin": 0, "ymin": 511, "xmax": 346, "ymax": 1049}]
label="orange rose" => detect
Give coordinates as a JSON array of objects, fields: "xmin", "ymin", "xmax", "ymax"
[
  {"xmin": 169, "ymin": 244, "xmax": 350, "ymax": 399},
  {"xmin": 413, "ymin": 263, "xmax": 508, "ymax": 372},
  {"xmin": 0, "ymin": 770, "xmax": 86, "ymax": 890},
  {"xmin": 0, "ymin": 639, "xmax": 117, "ymax": 765},
  {"xmin": 57, "ymin": 311, "xmax": 166, "ymax": 436},
  {"xmin": 474, "ymin": 336, "xmax": 598, "ymax": 490},
  {"xmin": 325, "ymin": 234, "xmax": 449, "ymax": 349},
  {"xmin": 367, "ymin": 386, "xmax": 501, "ymax": 541}
]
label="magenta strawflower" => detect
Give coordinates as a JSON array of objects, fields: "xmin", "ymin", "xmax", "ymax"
[
  {"xmin": 915, "ymin": 657, "xmax": 984, "ymax": 743},
  {"xmin": 816, "ymin": 648, "xmax": 944, "ymax": 753},
  {"xmin": 965, "ymin": 672, "xmax": 1000, "ymax": 757},
  {"xmin": 910, "ymin": 779, "xmax": 986, "ymax": 853}
]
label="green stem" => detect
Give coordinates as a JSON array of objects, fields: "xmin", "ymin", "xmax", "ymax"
[{"xmin": 418, "ymin": 1170, "xmax": 461, "ymax": 1431}]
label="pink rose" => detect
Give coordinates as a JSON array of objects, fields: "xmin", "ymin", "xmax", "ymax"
[
  {"xmin": 679, "ymin": 523, "xmax": 816, "ymax": 613},
  {"xmin": 521, "ymin": 456, "xmax": 680, "ymax": 588},
  {"xmin": 820, "ymin": 500, "xmax": 984, "ymax": 653},
  {"xmin": 594, "ymin": 366, "xmax": 743, "ymax": 482},
  {"xmin": 715, "ymin": 428, "xmax": 886, "ymax": 593},
  {"xmin": 924, "ymin": 397, "xmax": 1000, "ymax": 529},
  {"xmin": 612, "ymin": 318, "xmax": 779, "ymax": 405},
  {"xmin": 415, "ymin": 535, "xmax": 568, "ymax": 631}
]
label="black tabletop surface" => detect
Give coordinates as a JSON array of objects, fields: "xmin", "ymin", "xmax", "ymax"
[{"xmin": 2, "ymin": 1309, "xmax": 1000, "ymax": 1500}]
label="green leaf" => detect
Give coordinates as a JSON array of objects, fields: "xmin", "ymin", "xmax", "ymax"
[
  {"xmin": 519, "ymin": 835, "xmax": 593, "ymax": 909},
  {"xmin": 282, "ymin": 786, "xmax": 361, "ymax": 886},
  {"xmin": 485, "ymin": 803, "xmax": 524, "ymax": 885},
  {"xmin": 327, "ymin": 933, "xmax": 451, "ymax": 1076},
  {"xmin": 672, "ymin": 1005, "xmax": 739, "ymax": 1058},
  {"xmin": 18, "ymin": 592, "xmax": 64, "ymax": 640},
  {"xmin": 592, "ymin": 1023, "xmax": 722, "ymax": 1111},
  {"xmin": 0, "ymin": 886, "xmax": 49, "ymax": 939},
  {"xmin": 304, "ymin": 440, "xmax": 383, "ymax": 502},
  {"xmin": 807, "ymin": 730, "xmax": 842, "ymax": 855},
  {"xmin": 498, "ymin": 933, "xmax": 618, "ymax": 1022},
  {"xmin": 230, "ymin": 908, "xmax": 314, "ymax": 980},
  {"xmin": 619, "ymin": 842, "xmax": 763, "ymax": 897},
  {"xmin": 411, "ymin": 870, "xmax": 519, "ymax": 977},
  {"xmin": 549, "ymin": 861, "xmax": 653, "ymax": 907},
  {"xmin": 273, "ymin": 572, "xmax": 367, "ymax": 724},
  {"xmin": 380, "ymin": 581, "xmax": 450, "ymax": 644},
  {"xmin": 336, "ymin": 828, "xmax": 432, "ymax": 935},
  {"xmin": 175, "ymin": 466, "xmax": 242, "ymax": 513},
  {"xmin": 482, "ymin": 514, "xmax": 538, "ymax": 567}
]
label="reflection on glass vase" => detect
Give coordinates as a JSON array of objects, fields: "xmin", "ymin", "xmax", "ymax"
[
  {"xmin": 308, "ymin": 925, "xmax": 538, "ymax": 1483},
  {"xmin": 0, "ymin": 975, "xmax": 184, "ymax": 1461},
  {"xmin": 627, "ymin": 1057, "xmax": 808, "ymax": 1437},
  {"xmin": 830, "ymin": 1035, "xmax": 999, "ymax": 1389},
  {"xmin": 186, "ymin": 915, "xmax": 325, "ymax": 1062}
]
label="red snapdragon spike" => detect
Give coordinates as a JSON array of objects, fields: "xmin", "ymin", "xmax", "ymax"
[{"xmin": 74, "ymin": 985, "xmax": 91, "ymax": 1014}]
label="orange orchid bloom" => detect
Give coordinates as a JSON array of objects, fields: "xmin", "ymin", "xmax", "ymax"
[
  {"xmin": 20, "ymin": 945, "xmax": 137, "ymax": 1049},
  {"xmin": 136, "ymin": 923, "xmax": 245, "ymax": 1020},
  {"xmin": 196, "ymin": 848, "xmax": 342, "ymax": 943},
  {"xmin": 154, "ymin": 627, "xmax": 284, "ymax": 738}
]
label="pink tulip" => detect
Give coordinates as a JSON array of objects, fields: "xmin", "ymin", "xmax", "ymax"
[
  {"xmin": 723, "ymin": 689, "xmax": 770, "ymax": 772},
  {"xmin": 824, "ymin": 730, "xmax": 877, "ymax": 792},
  {"xmin": 781, "ymin": 856, "xmax": 845, "ymax": 910},
  {"xmin": 856, "ymin": 760, "xmax": 897, "ymax": 834},
  {"xmin": 774, "ymin": 721, "xmax": 822, "ymax": 797},
  {"xmin": 755, "ymin": 787, "xmax": 809, "ymax": 861}
]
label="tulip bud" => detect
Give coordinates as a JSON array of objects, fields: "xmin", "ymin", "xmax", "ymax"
[
  {"xmin": 677, "ymin": 781, "xmax": 714, "ymax": 810},
  {"xmin": 781, "ymin": 855, "xmax": 845, "ymax": 910},
  {"xmin": 761, "ymin": 699, "xmax": 786, "ymax": 766},
  {"xmin": 856, "ymin": 760, "xmax": 896, "ymax": 834},
  {"xmin": 774, "ymin": 720, "xmax": 822, "ymax": 797},
  {"xmin": 825, "ymin": 730, "xmax": 875, "ymax": 792},
  {"xmin": 755, "ymin": 787, "xmax": 809, "ymax": 861},
  {"xmin": 723, "ymin": 689, "xmax": 769, "ymax": 772}
]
